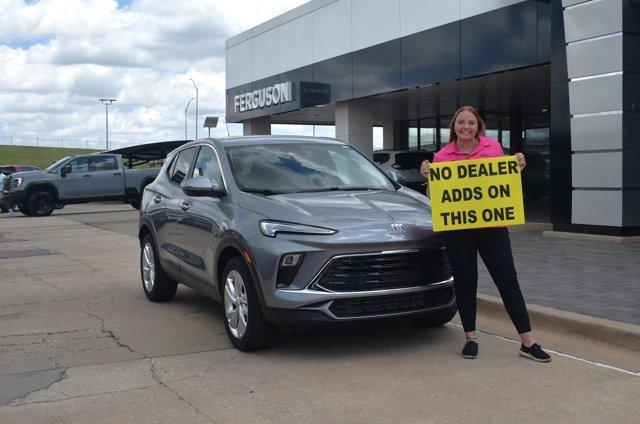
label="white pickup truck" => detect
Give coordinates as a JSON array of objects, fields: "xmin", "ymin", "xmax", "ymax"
[{"xmin": 2, "ymin": 153, "xmax": 160, "ymax": 216}]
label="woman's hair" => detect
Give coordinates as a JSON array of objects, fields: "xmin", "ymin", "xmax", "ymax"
[{"xmin": 449, "ymin": 105, "xmax": 486, "ymax": 143}]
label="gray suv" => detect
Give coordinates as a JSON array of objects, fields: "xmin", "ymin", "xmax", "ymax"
[{"xmin": 138, "ymin": 136, "xmax": 455, "ymax": 351}]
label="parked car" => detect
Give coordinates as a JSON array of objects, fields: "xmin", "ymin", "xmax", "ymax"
[
  {"xmin": 138, "ymin": 136, "xmax": 455, "ymax": 351},
  {"xmin": 373, "ymin": 150, "xmax": 433, "ymax": 192},
  {"xmin": 1, "ymin": 165, "xmax": 40, "ymax": 212},
  {"xmin": 2, "ymin": 153, "xmax": 159, "ymax": 216}
]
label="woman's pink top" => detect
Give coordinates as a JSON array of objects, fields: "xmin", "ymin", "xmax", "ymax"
[{"xmin": 433, "ymin": 135, "xmax": 504, "ymax": 163}]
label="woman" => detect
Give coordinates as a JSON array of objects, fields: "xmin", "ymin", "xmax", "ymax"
[{"xmin": 421, "ymin": 105, "xmax": 550, "ymax": 362}]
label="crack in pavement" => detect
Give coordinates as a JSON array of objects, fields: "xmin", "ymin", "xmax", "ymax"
[
  {"xmin": 150, "ymin": 360, "xmax": 217, "ymax": 424},
  {"xmin": 3, "ymin": 368, "xmax": 68, "ymax": 407},
  {"xmin": 84, "ymin": 310, "xmax": 144, "ymax": 358}
]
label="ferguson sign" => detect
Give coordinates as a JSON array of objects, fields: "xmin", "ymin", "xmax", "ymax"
[{"xmin": 234, "ymin": 81, "xmax": 293, "ymax": 112}]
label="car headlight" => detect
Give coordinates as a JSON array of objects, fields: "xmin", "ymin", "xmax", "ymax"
[
  {"xmin": 12, "ymin": 177, "xmax": 23, "ymax": 189},
  {"xmin": 259, "ymin": 220, "xmax": 338, "ymax": 237}
]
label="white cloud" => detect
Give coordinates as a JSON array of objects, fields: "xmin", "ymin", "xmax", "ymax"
[{"xmin": 0, "ymin": 0, "xmax": 309, "ymax": 147}]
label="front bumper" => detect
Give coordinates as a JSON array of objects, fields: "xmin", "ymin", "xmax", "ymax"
[{"xmin": 263, "ymin": 279, "xmax": 456, "ymax": 326}]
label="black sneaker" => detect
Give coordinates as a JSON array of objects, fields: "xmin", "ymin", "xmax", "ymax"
[
  {"xmin": 461, "ymin": 339, "xmax": 478, "ymax": 359},
  {"xmin": 519, "ymin": 343, "xmax": 551, "ymax": 362}
]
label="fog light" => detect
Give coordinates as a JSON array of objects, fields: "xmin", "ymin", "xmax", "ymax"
[
  {"xmin": 277, "ymin": 253, "xmax": 304, "ymax": 287},
  {"xmin": 280, "ymin": 253, "xmax": 302, "ymax": 267}
]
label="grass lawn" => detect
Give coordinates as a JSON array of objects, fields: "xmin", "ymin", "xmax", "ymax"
[{"xmin": 0, "ymin": 146, "xmax": 99, "ymax": 170}]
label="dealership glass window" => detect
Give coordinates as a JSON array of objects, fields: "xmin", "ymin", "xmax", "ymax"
[
  {"xmin": 420, "ymin": 127, "xmax": 436, "ymax": 152},
  {"xmin": 408, "ymin": 122, "xmax": 419, "ymax": 150}
]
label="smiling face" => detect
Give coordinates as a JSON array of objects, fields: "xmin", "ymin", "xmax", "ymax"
[{"xmin": 454, "ymin": 111, "xmax": 479, "ymax": 143}]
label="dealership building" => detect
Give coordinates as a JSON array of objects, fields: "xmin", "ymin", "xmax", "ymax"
[{"xmin": 225, "ymin": 0, "xmax": 640, "ymax": 237}]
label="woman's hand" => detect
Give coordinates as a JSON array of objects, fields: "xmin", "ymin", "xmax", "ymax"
[
  {"xmin": 516, "ymin": 153, "xmax": 526, "ymax": 170},
  {"xmin": 420, "ymin": 160, "xmax": 431, "ymax": 179}
]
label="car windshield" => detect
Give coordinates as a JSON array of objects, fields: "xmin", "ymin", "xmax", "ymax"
[
  {"xmin": 46, "ymin": 157, "xmax": 70, "ymax": 171},
  {"xmin": 225, "ymin": 143, "xmax": 395, "ymax": 194}
]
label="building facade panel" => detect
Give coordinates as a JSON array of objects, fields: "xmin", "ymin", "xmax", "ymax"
[
  {"xmin": 568, "ymin": 74, "xmax": 623, "ymax": 115},
  {"xmin": 278, "ymin": 13, "xmax": 314, "ymax": 75},
  {"xmin": 351, "ymin": 0, "xmax": 401, "ymax": 51},
  {"xmin": 563, "ymin": 0, "xmax": 622, "ymax": 43},
  {"xmin": 538, "ymin": 0, "xmax": 552, "ymax": 63},
  {"xmin": 312, "ymin": 0, "xmax": 352, "ymax": 64},
  {"xmin": 400, "ymin": 21, "xmax": 461, "ymax": 89},
  {"xmin": 566, "ymin": 34, "xmax": 623, "ymax": 79},
  {"xmin": 572, "ymin": 152, "xmax": 623, "ymax": 188},
  {"xmin": 623, "ymin": 191, "xmax": 640, "ymax": 226},
  {"xmin": 312, "ymin": 53, "xmax": 354, "ymax": 103},
  {"xmin": 460, "ymin": 0, "xmax": 538, "ymax": 78},
  {"xmin": 353, "ymin": 39, "xmax": 401, "ymax": 98},
  {"xmin": 399, "ymin": 0, "xmax": 461, "ymax": 37},
  {"xmin": 570, "ymin": 113, "xmax": 623, "ymax": 151},
  {"xmin": 572, "ymin": 190, "xmax": 623, "ymax": 227},
  {"xmin": 251, "ymin": 28, "xmax": 281, "ymax": 82},
  {"xmin": 226, "ymin": 40, "xmax": 252, "ymax": 89},
  {"xmin": 460, "ymin": 0, "xmax": 526, "ymax": 19}
]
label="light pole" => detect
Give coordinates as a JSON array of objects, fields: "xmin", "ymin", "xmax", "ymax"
[
  {"xmin": 189, "ymin": 78, "xmax": 198, "ymax": 140},
  {"xmin": 98, "ymin": 98, "xmax": 116, "ymax": 150},
  {"xmin": 184, "ymin": 97, "xmax": 194, "ymax": 140}
]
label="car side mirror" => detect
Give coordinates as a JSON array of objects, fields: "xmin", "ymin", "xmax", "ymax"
[
  {"xmin": 181, "ymin": 176, "xmax": 226, "ymax": 197},
  {"xmin": 60, "ymin": 167, "xmax": 68, "ymax": 177}
]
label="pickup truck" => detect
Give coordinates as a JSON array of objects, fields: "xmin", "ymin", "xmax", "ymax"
[{"xmin": 2, "ymin": 153, "xmax": 160, "ymax": 216}]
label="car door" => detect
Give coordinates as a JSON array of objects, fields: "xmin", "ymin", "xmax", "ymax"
[
  {"xmin": 152, "ymin": 146, "xmax": 198, "ymax": 277},
  {"xmin": 58, "ymin": 157, "xmax": 93, "ymax": 199},
  {"xmin": 177, "ymin": 145, "xmax": 229, "ymax": 294},
  {"xmin": 88, "ymin": 155, "xmax": 124, "ymax": 197}
]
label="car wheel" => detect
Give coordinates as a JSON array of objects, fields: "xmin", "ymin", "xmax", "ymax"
[
  {"xmin": 140, "ymin": 234, "xmax": 177, "ymax": 302},
  {"xmin": 0, "ymin": 204, "xmax": 8, "ymax": 213},
  {"xmin": 222, "ymin": 257, "xmax": 275, "ymax": 351},
  {"xmin": 411, "ymin": 308, "xmax": 457, "ymax": 328},
  {"xmin": 26, "ymin": 191, "xmax": 55, "ymax": 216}
]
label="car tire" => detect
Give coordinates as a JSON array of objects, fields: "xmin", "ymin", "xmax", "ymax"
[
  {"xmin": 411, "ymin": 308, "xmax": 457, "ymax": 328},
  {"xmin": 0, "ymin": 204, "xmax": 8, "ymax": 213},
  {"xmin": 140, "ymin": 234, "xmax": 178, "ymax": 302},
  {"xmin": 26, "ymin": 191, "xmax": 55, "ymax": 216},
  {"xmin": 221, "ymin": 257, "xmax": 275, "ymax": 351}
]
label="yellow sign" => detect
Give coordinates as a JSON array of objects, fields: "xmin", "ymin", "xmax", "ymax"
[{"xmin": 428, "ymin": 156, "xmax": 525, "ymax": 231}]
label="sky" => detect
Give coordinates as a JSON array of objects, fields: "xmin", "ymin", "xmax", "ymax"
[{"xmin": 0, "ymin": 0, "xmax": 363, "ymax": 150}]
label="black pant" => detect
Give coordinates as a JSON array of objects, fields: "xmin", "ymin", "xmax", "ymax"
[{"xmin": 443, "ymin": 228, "xmax": 532, "ymax": 334}]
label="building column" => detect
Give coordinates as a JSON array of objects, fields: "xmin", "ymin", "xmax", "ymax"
[
  {"xmin": 335, "ymin": 99, "xmax": 373, "ymax": 158},
  {"xmin": 243, "ymin": 116, "xmax": 271, "ymax": 135},
  {"xmin": 551, "ymin": 0, "xmax": 640, "ymax": 236},
  {"xmin": 382, "ymin": 121, "xmax": 402, "ymax": 150}
]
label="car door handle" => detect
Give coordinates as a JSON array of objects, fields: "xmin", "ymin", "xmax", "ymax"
[
  {"xmin": 113, "ymin": 172, "xmax": 122, "ymax": 176},
  {"xmin": 180, "ymin": 201, "xmax": 191, "ymax": 211},
  {"xmin": 83, "ymin": 174, "xmax": 91, "ymax": 178}
]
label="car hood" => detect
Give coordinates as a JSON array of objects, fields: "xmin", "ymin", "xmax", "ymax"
[{"xmin": 238, "ymin": 188, "xmax": 433, "ymax": 231}]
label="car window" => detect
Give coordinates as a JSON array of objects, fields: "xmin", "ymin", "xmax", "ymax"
[
  {"xmin": 193, "ymin": 146, "xmax": 222, "ymax": 186},
  {"xmin": 394, "ymin": 152, "xmax": 433, "ymax": 169},
  {"xmin": 373, "ymin": 153, "xmax": 390, "ymax": 164},
  {"xmin": 66, "ymin": 157, "xmax": 89, "ymax": 173},
  {"xmin": 89, "ymin": 156, "xmax": 118, "ymax": 171},
  {"xmin": 170, "ymin": 147, "xmax": 197, "ymax": 185},
  {"xmin": 0, "ymin": 166, "xmax": 15, "ymax": 174}
]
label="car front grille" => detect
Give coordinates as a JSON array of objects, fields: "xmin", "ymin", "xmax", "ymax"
[
  {"xmin": 329, "ymin": 288, "xmax": 453, "ymax": 318},
  {"xmin": 312, "ymin": 247, "xmax": 451, "ymax": 292}
]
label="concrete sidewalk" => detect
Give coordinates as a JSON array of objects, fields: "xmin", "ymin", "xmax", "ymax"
[{"xmin": 477, "ymin": 227, "xmax": 640, "ymax": 326}]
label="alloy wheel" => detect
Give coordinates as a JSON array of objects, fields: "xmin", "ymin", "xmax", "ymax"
[
  {"xmin": 142, "ymin": 242, "xmax": 156, "ymax": 292},
  {"xmin": 224, "ymin": 270, "xmax": 249, "ymax": 339}
]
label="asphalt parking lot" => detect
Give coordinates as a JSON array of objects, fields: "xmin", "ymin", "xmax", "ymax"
[{"xmin": 1, "ymin": 204, "xmax": 639, "ymax": 423}]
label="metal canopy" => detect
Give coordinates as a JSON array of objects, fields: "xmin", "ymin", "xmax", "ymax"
[{"xmin": 104, "ymin": 139, "xmax": 191, "ymax": 168}]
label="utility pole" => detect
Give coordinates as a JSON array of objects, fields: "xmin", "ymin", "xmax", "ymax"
[
  {"xmin": 99, "ymin": 98, "xmax": 117, "ymax": 150},
  {"xmin": 189, "ymin": 78, "xmax": 198, "ymax": 140},
  {"xmin": 184, "ymin": 98, "xmax": 194, "ymax": 140}
]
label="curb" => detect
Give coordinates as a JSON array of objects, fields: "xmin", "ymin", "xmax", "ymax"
[
  {"xmin": 542, "ymin": 230, "xmax": 640, "ymax": 243},
  {"xmin": 476, "ymin": 293, "xmax": 640, "ymax": 353}
]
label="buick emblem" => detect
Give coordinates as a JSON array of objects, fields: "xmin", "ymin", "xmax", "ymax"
[{"xmin": 391, "ymin": 223, "xmax": 405, "ymax": 233}]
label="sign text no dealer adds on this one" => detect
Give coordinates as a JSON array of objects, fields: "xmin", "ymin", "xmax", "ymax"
[{"xmin": 428, "ymin": 156, "xmax": 525, "ymax": 232}]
